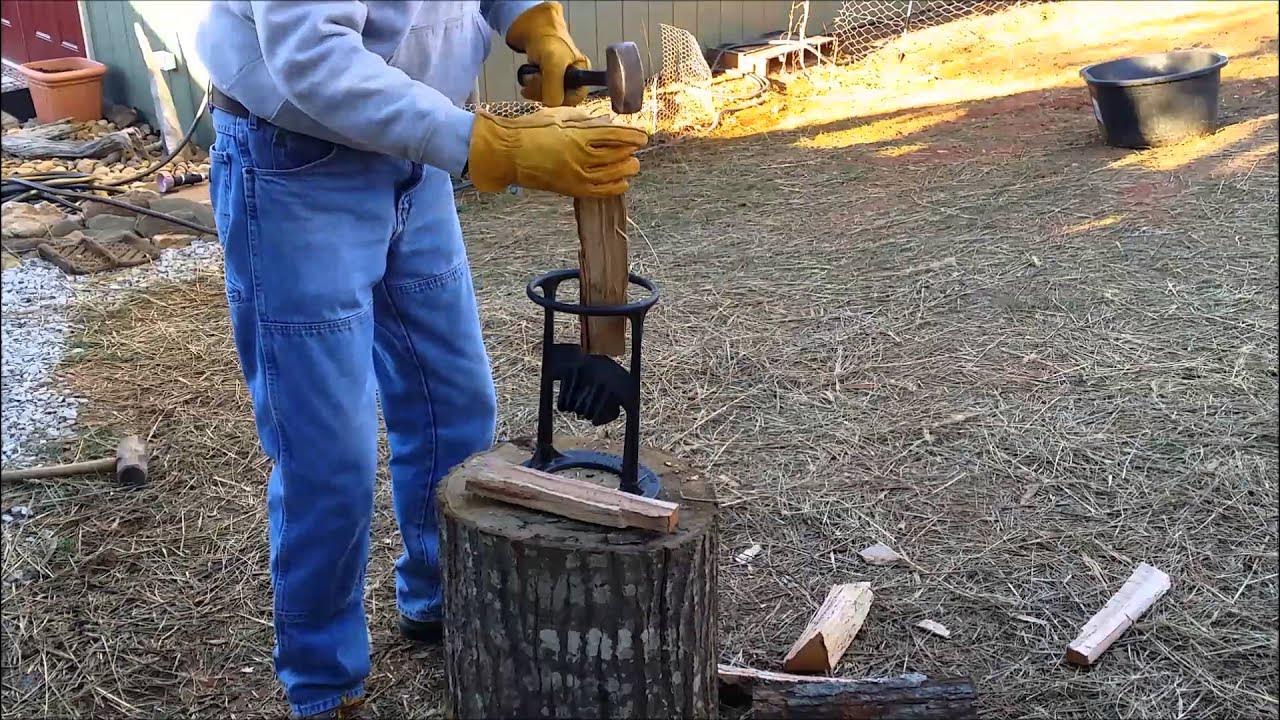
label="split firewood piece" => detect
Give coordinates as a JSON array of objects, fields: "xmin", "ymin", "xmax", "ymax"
[
  {"xmin": 462, "ymin": 454, "xmax": 678, "ymax": 533},
  {"xmin": 1066, "ymin": 562, "xmax": 1171, "ymax": 666},
  {"xmin": 717, "ymin": 665, "xmax": 978, "ymax": 720},
  {"xmin": 914, "ymin": 619, "xmax": 951, "ymax": 638},
  {"xmin": 858, "ymin": 542, "xmax": 903, "ymax": 566},
  {"xmin": 782, "ymin": 582, "xmax": 873, "ymax": 673}
]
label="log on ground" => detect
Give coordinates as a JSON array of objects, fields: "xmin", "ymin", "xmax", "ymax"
[{"xmin": 744, "ymin": 671, "xmax": 978, "ymax": 720}]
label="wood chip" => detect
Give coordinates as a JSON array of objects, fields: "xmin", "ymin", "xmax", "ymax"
[
  {"xmin": 736, "ymin": 543, "xmax": 763, "ymax": 564},
  {"xmin": 914, "ymin": 619, "xmax": 951, "ymax": 638},
  {"xmin": 858, "ymin": 542, "xmax": 902, "ymax": 566}
]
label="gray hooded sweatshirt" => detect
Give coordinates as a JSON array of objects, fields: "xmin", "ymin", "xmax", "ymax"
[{"xmin": 196, "ymin": 0, "xmax": 539, "ymax": 176}]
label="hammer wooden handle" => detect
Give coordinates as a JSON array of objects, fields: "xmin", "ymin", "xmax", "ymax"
[{"xmin": 1, "ymin": 457, "xmax": 115, "ymax": 482}]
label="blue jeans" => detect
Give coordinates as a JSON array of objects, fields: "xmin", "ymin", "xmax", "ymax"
[{"xmin": 208, "ymin": 109, "xmax": 496, "ymax": 717}]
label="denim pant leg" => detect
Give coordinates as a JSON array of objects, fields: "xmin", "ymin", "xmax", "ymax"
[
  {"xmin": 371, "ymin": 167, "xmax": 497, "ymax": 622},
  {"xmin": 209, "ymin": 109, "xmax": 404, "ymax": 717}
]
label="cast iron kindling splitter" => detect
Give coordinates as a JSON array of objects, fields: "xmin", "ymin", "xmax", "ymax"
[{"xmin": 523, "ymin": 268, "xmax": 661, "ymax": 498}]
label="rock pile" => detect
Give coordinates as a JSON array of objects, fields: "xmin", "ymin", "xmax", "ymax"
[
  {"xmin": 3, "ymin": 115, "xmax": 217, "ymax": 274},
  {"xmin": 3, "ymin": 117, "xmax": 210, "ymax": 187},
  {"xmin": 2, "ymin": 194, "xmax": 216, "ymax": 274}
]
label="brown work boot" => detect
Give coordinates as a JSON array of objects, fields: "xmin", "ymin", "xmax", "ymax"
[{"xmin": 294, "ymin": 697, "xmax": 367, "ymax": 719}]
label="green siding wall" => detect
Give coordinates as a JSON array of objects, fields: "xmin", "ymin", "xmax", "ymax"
[
  {"xmin": 82, "ymin": 0, "xmax": 845, "ymax": 150},
  {"xmin": 82, "ymin": 0, "xmax": 214, "ymax": 148}
]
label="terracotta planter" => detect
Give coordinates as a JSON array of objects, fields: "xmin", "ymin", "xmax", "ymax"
[{"xmin": 17, "ymin": 57, "xmax": 108, "ymax": 124}]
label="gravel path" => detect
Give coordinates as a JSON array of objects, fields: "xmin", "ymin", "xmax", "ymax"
[{"xmin": 1, "ymin": 240, "xmax": 222, "ymax": 466}]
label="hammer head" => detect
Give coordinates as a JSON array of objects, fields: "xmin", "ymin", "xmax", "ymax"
[
  {"xmin": 605, "ymin": 42, "xmax": 644, "ymax": 115},
  {"xmin": 115, "ymin": 435, "xmax": 149, "ymax": 487}
]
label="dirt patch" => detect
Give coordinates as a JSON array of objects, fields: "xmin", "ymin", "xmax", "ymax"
[{"xmin": 3, "ymin": 2, "xmax": 1277, "ymax": 718}]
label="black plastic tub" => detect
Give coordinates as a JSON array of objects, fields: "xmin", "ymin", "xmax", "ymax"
[{"xmin": 1080, "ymin": 50, "xmax": 1228, "ymax": 148}]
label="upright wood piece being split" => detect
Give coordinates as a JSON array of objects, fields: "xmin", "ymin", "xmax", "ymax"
[
  {"xmin": 574, "ymin": 195, "xmax": 628, "ymax": 356},
  {"xmin": 1066, "ymin": 562, "xmax": 1171, "ymax": 665},
  {"xmin": 782, "ymin": 582, "xmax": 874, "ymax": 673}
]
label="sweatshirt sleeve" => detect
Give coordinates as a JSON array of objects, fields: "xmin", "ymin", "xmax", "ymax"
[
  {"xmin": 249, "ymin": 1, "xmax": 474, "ymax": 175},
  {"xmin": 480, "ymin": 1, "xmax": 545, "ymax": 38}
]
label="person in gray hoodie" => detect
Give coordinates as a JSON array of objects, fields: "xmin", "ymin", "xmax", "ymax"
[{"xmin": 196, "ymin": 3, "xmax": 647, "ymax": 717}]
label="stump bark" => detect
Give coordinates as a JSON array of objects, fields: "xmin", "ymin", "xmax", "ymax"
[{"xmin": 440, "ymin": 439, "xmax": 720, "ymax": 719}]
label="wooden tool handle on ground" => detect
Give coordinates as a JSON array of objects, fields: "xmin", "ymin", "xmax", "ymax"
[
  {"xmin": 574, "ymin": 195, "xmax": 629, "ymax": 357},
  {"xmin": 1, "ymin": 457, "xmax": 115, "ymax": 482},
  {"xmin": 0, "ymin": 435, "xmax": 148, "ymax": 486}
]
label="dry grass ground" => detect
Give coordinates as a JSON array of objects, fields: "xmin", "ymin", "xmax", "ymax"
[{"xmin": 3, "ymin": 2, "xmax": 1277, "ymax": 718}]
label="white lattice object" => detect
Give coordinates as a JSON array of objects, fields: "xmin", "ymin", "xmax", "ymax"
[{"xmin": 654, "ymin": 23, "xmax": 717, "ymax": 137}]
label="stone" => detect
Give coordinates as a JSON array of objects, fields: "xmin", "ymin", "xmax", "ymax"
[
  {"xmin": 1, "ymin": 251, "xmax": 19, "ymax": 270},
  {"xmin": 137, "ymin": 210, "xmax": 208, "ymax": 238},
  {"xmin": 80, "ymin": 228, "xmax": 141, "ymax": 245},
  {"xmin": 1, "ymin": 217, "xmax": 50, "ymax": 240},
  {"xmin": 34, "ymin": 160, "xmax": 56, "ymax": 173},
  {"xmin": 104, "ymin": 104, "xmax": 139, "ymax": 128},
  {"xmin": 137, "ymin": 197, "xmax": 216, "ymax": 236},
  {"xmin": 101, "ymin": 150, "xmax": 123, "ymax": 165},
  {"xmin": 86, "ymin": 214, "xmax": 138, "ymax": 233},
  {"xmin": 49, "ymin": 217, "xmax": 84, "ymax": 237},
  {"xmin": 83, "ymin": 189, "xmax": 159, "ymax": 219},
  {"xmin": 151, "ymin": 233, "xmax": 198, "ymax": 250},
  {"xmin": 82, "ymin": 200, "xmax": 131, "ymax": 219},
  {"xmin": 121, "ymin": 188, "xmax": 161, "ymax": 206},
  {"xmin": 74, "ymin": 158, "xmax": 96, "ymax": 174},
  {"xmin": 1, "ymin": 110, "xmax": 17, "ymax": 129}
]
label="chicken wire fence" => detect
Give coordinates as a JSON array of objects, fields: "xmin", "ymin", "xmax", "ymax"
[
  {"xmin": 831, "ymin": 0, "xmax": 1025, "ymax": 60},
  {"xmin": 467, "ymin": 1, "xmax": 1025, "ymax": 146}
]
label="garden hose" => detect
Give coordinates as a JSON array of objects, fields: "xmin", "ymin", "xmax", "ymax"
[{"xmin": 6, "ymin": 178, "xmax": 215, "ymax": 236}]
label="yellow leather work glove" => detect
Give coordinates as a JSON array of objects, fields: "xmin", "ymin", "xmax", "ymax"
[
  {"xmin": 468, "ymin": 108, "xmax": 648, "ymax": 198},
  {"xmin": 506, "ymin": 1, "xmax": 590, "ymax": 107}
]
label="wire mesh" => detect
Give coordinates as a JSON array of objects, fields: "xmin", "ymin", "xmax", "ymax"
[
  {"xmin": 467, "ymin": 1, "xmax": 1028, "ymax": 147},
  {"xmin": 830, "ymin": 0, "xmax": 1024, "ymax": 62}
]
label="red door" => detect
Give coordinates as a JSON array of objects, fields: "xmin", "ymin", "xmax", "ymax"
[{"xmin": 1, "ymin": 0, "xmax": 86, "ymax": 65}]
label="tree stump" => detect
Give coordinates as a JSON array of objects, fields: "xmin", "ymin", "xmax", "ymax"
[{"xmin": 440, "ymin": 439, "xmax": 720, "ymax": 719}]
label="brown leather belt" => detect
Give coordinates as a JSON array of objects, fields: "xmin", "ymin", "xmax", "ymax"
[{"xmin": 210, "ymin": 87, "xmax": 251, "ymax": 118}]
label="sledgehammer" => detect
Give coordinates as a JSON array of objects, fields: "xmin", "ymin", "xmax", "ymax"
[
  {"xmin": 1, "ymin": 435, "xmax": 149, "ymax": 487},
  {"xmin": 517, "ymin": 41, "xmax": 645, "ymax": 114},
  {"xmin": 520, "ymin": 42, "xmax": 646, "ymax": 356}
]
